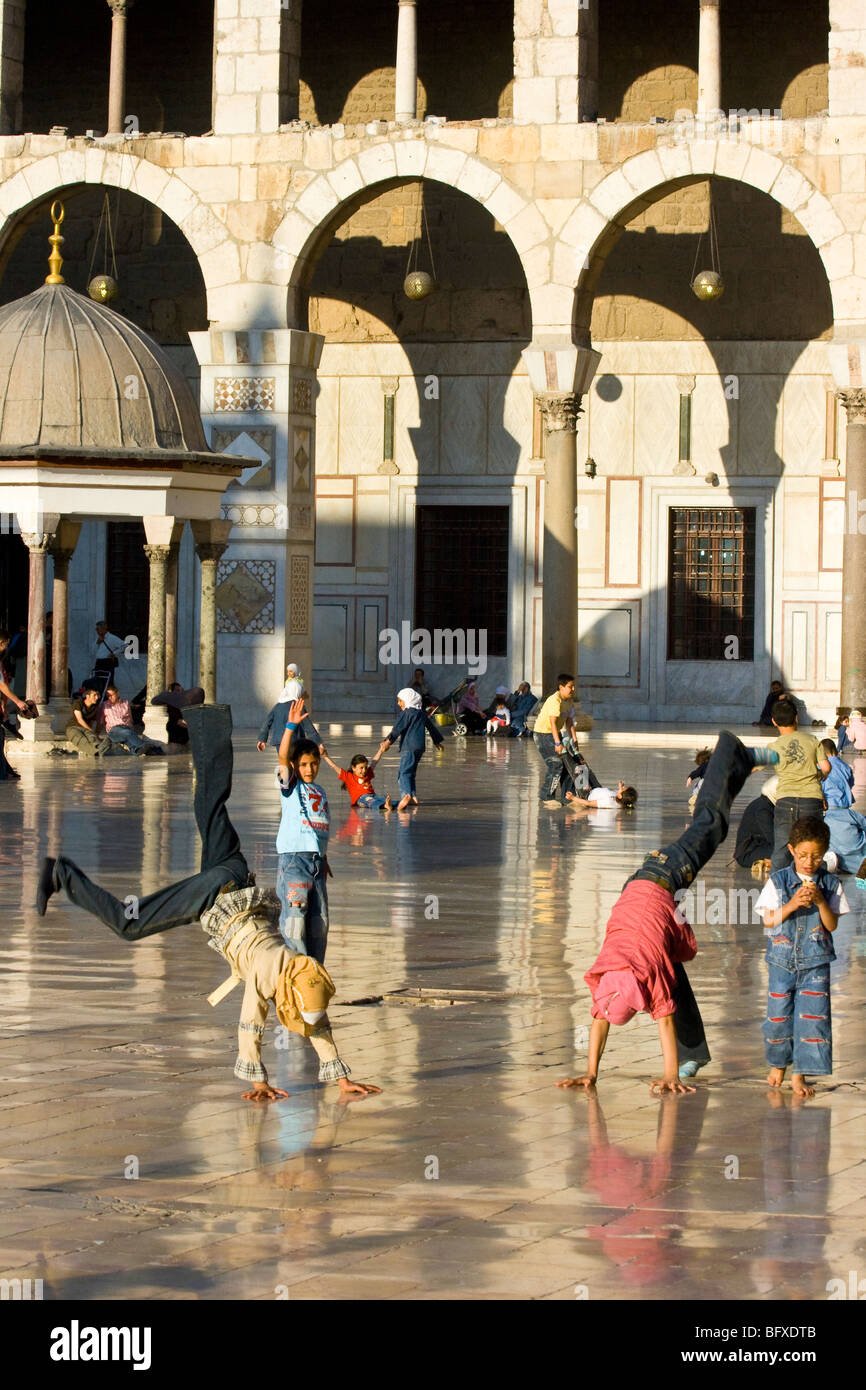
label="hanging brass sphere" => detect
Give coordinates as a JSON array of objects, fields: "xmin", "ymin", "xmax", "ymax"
[
  {"xmin": 403, "ymin": 270, "xmax": 435, "ymax": 301},
  {"xmin": 88, "ymin": 273, "xmax": 119, "ymax": 304},
  {"xmin": 691, "ymin": 269, "xmax": 724, "ymax": 302}
]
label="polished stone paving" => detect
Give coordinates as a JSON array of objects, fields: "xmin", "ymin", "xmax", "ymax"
[{"xmin": 1, "ymin": 728, "xmax": 864, "ymax": 1301}]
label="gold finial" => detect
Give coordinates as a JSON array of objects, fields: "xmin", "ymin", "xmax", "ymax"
[{"xmin": 45, "ymin": 200, "xmax": 65, "ymax": 285}]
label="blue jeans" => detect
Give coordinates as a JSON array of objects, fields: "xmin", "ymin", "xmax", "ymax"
[
  {"xmin": 276, "ymin": 851, "xmax": 328, "ymax": 962},
  {"xmin": 107, "ymin": 724, "xmax": 146, "ymax": 754},
  {"xmin": 397, "ymin": 746, "xmax": 423, "ymax": 797},
  {"xmin": 629, "ymin": 731, "xmax": 761, "ymax": 894},
  {"xmin": 535, "ymin": 733, "xmax": 565, "ymax": 802},
  {"xmin": 356, "ymin": 793, "xmax": 388, "ymax": 809},
  {"xmin": 771, "ymin": 797, "xmax": 825, "ymax": 871},
  {"xmin": 763, "ymin": 960, "xmax": 832, "ymax": 1075}
]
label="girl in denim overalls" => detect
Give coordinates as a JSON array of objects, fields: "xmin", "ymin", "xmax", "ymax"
[{"xmin": 756, "ymin": 817, "xmax": 850, "ymax": 1097}]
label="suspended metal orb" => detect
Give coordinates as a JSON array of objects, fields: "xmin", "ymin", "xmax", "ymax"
[
  {"xmin": 403, "ymin": 270, "xmax": 435, "ymax": 301},
  {"xmin": 88, "ymin": 273, "xmax": 119, "ymax": 304},
  {"xmin": 691, "ymin": 269, "xmax": 724, "ymax": 302}
]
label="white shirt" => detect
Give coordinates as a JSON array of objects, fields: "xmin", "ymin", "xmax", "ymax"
[
  {"xmin": 756, "ymin": 874, "xmax": 850, "ymax": 935},
  {"xmin": 587, "ymin": 786, "xmax": 619, "ymax": 809}
]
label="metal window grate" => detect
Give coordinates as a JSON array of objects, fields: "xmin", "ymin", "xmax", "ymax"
[
  {"xmin": 667, "ymin": 507, "xmax": 756, "ymax": 661},
  {"xmin": 415, "ymin": 506, "xmax": 509, "ymax": 658}
]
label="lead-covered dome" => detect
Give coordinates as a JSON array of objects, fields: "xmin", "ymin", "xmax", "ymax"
[{"xmin": 0, "ymin": 282, "xmax": 213, "ymax": 460}]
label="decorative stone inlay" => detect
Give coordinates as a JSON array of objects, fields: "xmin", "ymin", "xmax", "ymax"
[
  {"xmin": 212, "ymin": 425, "xmax": 276, "ymax": 489},
  {"xmin": 289, "ymin": 554, "xmax": 310, "ymax": 636},
  {"xmin": 293, "ymin": 428, "xmax": 311, "ymax": 491},
  {"xmin": 676, "ymin": 375, "xmax": 697, "ymax": 395},
  {"xmin": 290, "ymin": 504, "xmax": 312, "ymax": 532},
  {"xmin": 838, "ymin": 389, "xmax": 866, "ymax": 424},
  {"xmin": 216, "ymin": 560, "xmax": 276, "ymax": 634},
  {"xmin": 293, "ymin": 378, "xmax": 313, "ymax": 414},
  {"xmin": 222, "ymin": 503, "xmax": 288, "ymax": 528},
  {"xmin": 214, "ymin": 378, "xmax": 276, "ymax": 412},
  {"xmin": 539, "ymin": 392, "xmax": 581, "ymax": 433}
]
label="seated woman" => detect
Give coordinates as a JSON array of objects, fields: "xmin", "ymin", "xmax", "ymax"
[
  {"xmin": 508, "ymin": 682, "xmax": 538, "ymax": 737},
  {"xmin": 455, "ymin": 681, "xmax": 487, "ymax": 734},
  {"xmin": 821, "ymin": 740, "xmax": 866, "ymax": 874}
]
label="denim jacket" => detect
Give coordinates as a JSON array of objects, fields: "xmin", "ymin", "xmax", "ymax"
[{"xmin": 764, "ymin": 864, "xmax": 838, "ymax": 970}]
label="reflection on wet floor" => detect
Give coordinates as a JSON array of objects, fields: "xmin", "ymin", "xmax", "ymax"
[{"xmin": 0, "ymin": 732, "xmax": 864, "ymax": 1300}]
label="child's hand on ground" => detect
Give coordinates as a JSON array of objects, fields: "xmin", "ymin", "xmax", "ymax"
[
  {"xmin": 649, "ymin": 1075, "xmax": 696, "ymax": 1095},
  {"xmin": 337, "ymin": 1079, "xmax": 383, "ymax": 1104},
  {"xmin": 242, "ymin": 1083, "xmax": 290, "ymax": 1103},
  {"xmin": 557, "ymin": 1075, "xmax": 597, "ymax": 1089}
]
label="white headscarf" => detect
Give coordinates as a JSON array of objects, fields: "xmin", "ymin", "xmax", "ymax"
[
  {"xmin": 398, "ymin": 687, "xmax": 422, "ymax": 710},
  {"xmin": 278, "ymin": 678, "xmax": 304, "ymax": 703}
]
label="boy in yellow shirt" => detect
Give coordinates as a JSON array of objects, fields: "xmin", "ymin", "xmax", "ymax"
[
  {"xmin": 534, "ymin": 673, "xmax": 577, "ymax": 808},
  {"xmin": 769, "ymin": 696, "xmax": 831, "ymax": 870}
]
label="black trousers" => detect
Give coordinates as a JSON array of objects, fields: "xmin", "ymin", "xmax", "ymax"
[
  {"xmin": 52, "ymin": 705, "xmax": 249, "ymax": 940},
  {"xmin": 671, "ymin": 962, "xmax": 711, "ymax": 1065}
]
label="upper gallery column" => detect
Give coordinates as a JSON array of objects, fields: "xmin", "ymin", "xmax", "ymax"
[
  {"xmin": 106, "ymin": 0, "xmax": 133, "ymax": 135},
  {"xmin": 697, "ymin": 0, "xmax": 722, "ymax": 116},
  {"xmin": 395, "ymin": 0, "xmax": 418, "ymax": 122},
  {"xmin": 513, "ymin": 0, "xmax": 598, "ymax": 125}
]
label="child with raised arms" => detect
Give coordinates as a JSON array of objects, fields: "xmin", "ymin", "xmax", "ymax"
[{"xmin": 276, "ymin": 699, "xmax": 331, "ymax": 958}]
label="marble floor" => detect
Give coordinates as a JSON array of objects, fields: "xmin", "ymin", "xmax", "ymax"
[{"xmin": 1, "ymin": 727, "xmax": 864, "ymax": 1301}]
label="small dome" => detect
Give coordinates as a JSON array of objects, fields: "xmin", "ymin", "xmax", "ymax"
[{"xmin": 0, "ymin": 283, "xmax": 210, "ymax": 458}]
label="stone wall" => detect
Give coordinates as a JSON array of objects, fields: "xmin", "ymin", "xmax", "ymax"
[
  {"xmin": 300, "ymin": 0, "xmax": 513, "ymax": 126},
  {"xmin": 309, "ymin": 181, "xmax": 531, "ymax": 343}
]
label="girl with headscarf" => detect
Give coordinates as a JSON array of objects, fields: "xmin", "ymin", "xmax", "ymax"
[
  {"xmin": 455, "ymin": 681, "xmax": 486, "ymax": 734},
  {"xmin": 377, "ymin": 688, "xmax": 445, "ymax": 810}
]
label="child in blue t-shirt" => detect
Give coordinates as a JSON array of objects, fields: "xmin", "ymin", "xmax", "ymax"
[
  {"xmin": 755, "ymin": 816, "xmax": 850, "ymax": 1097},
  {"xmin": 378, "ymin": 687, "xmax": 444, "ymax": 811},
  {"xmin": 276, "ymin": 701, "xmax": 331, "ymax": 958}
]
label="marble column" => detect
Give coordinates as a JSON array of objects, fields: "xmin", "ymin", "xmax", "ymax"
[
  {"xmin": 191, "ymin": 520, "xmax": 231, "ymax": 704},
  {"xmin": 106, "ymin": 0, "xmax": 133, "ymax": 135},
  {"xmin": 18, "ymin": 513, "xmax": 60, "ymax": 742},
  {"xmin": 164, "ymin": 525, "xmax": 184, "ymax": 689},
  {"xmin": 838, "ymin": 388, "xmax": 866, "ymax": 709},
  {"xmin": 143, "ymin": 543, "xmax": 169, "ymax": 705},
  {"xmin": 395, "ymin": 0, "xmax": 418, "ymax": 122},
  {"xmin": 697, "ymin": 0, "xmax": 722, "ymax": 117},
  {"xmin": 539, "ymin": 394, "xmax": 582, "ymax": 702},
  {"xmin": 47, "ymin": 520, "xmax": 81, "ymax": 733}
]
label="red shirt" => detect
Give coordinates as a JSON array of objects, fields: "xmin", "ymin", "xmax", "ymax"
[
  {"xmin": 584, "ymin": 880, "xmax": 697, "ymax": 1020},
  {"xmin": 338, "ymin": 767, "xmax": 376, "ymax": 805}
]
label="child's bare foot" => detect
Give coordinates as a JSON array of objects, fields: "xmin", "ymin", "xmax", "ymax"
[
  {"xmin": 411, "ymin": 796, "xmax": 419, "ymax": 804},
  {"xmin": 791, "ymin": 1073, "xmax": 816, "ymax": 1097},
  {"xmin": 383, "ymin": 796, "xmax": 392, "ymax": 810},
  {"xmin": 397, "ymin": 794, "xmax": 411, "ymax": 810},
  {"xmin": 766, "ymin": 1067, "xmax": 786, "ymax": 1088}
]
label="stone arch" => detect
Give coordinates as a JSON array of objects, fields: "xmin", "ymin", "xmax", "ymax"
[
  {"xmin": 277, "ymin": 144, "xmax": 547, "ymax": 335},
  {"xmin": 0, "ymin": 150, "xmax": 250, "ymax": 324},
  {"xmin": 559, "ymin": 144, "xmax": 856, "ymax": 337}
]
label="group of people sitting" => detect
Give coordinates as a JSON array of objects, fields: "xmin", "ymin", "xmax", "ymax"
[
  {"xmin": 64, "ymin": 682, "xmax": 204, "ymax": 757},
  {"xmin": 454, "ymin": 679, "xmax": 538, "ymax": 736}
]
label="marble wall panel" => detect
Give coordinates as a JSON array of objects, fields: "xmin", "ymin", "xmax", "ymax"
[{"xmin": 441, "ymin": 377, "xmax": 488, "ymax": 475}]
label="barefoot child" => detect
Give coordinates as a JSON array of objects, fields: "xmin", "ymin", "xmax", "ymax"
[
  {"xmin": 558, "ymin": 732, "xmax": 778, "ymax": 1096},
  {"xmin": 276, "ymin": 702, "xmax": 331, "ymax": 956},
  {"xmin": 36, "ymin": 705, "xmax": 380, "ymax": 1104},
  {"xmin": 756, "ymin": 816, "xmax": 849, "ymax": 1098},
  {"xmin": 320, "ymin": 748, "xmax": 392, "ymax": 811},
  {"xmin": 378, "ymin": 688, "xmax": 444, "ymax": 811}
]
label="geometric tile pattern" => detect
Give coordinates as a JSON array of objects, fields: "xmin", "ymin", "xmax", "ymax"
[
  {"xmin": 215, "ymin": 559, "xmax": 276, "ymax": 633},
  {"xmin": 214, "ymin": 378, "xmax": 276, "ymax": 412}
]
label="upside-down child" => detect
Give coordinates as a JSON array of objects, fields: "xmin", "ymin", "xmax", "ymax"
[
  {"xmin": 378, "ymin": 687, "xmax": 444, "ymax": 811},
  {"xmin": 558, "ymin": 732, "xmax": 778, "ymax": 1096},
  {"xmin": 755, "ymin": 816, "xmax": 849, "ymax": 1098},
  {"xmin": 320, "ymin": 747, "xmax": 392, "ymax": 812},
  {"xmin": 276, "ymin": 700, "xmax": 331, "ymax": 957},
  {"xmin": 36, "ymin": 704, "xmax": 380, "ymax": 1104}
]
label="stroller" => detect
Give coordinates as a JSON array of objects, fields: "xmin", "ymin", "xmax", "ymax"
[{"xmin": 427, "ymin": 674, "xmax": 473, "ymax": 736}]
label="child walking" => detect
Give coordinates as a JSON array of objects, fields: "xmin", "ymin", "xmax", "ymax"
[
  {"xmin": 320, "ymin": 747, "xmax": 392, "ymax": 811},
  {"xmin": 768, "ymin": 697, "xmax": 831, "ymax": 870},
  {"xmin": 378, "ymin": 687, "xmax": 444, "ymax": 811},
  {"xmin": 276, "ymin": 701, "xmax": 331, "ymax": 958},
  {"xmin": 558, "ymin": 731, "xmax": 778, "ymax": 1096},
  {"xmin": 755, "ymin": 816, "xmax": 849, "ymax": 1097}
]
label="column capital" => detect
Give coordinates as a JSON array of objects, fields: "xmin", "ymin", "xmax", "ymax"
[
  {"xmin": 107, "ymin": 0, "xmax": 134, "ymax": 15},
  {"xmin": 194, "ymin": 541, "xmax": 230, "ymax": 564},
  {"xmin": 143, "ymin": 543, "xmax": 172, "ymax": 564},
  {"xmin": 20, "ymin": 530, "xmax": 57, "ymax": 553},
  {"xmin": 539, "ymin": 393, "xmax": 582, "ymax": 434},
  {"xmin": 837, "ymin": 388, "xmax": 866, "ymax": 424}
]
